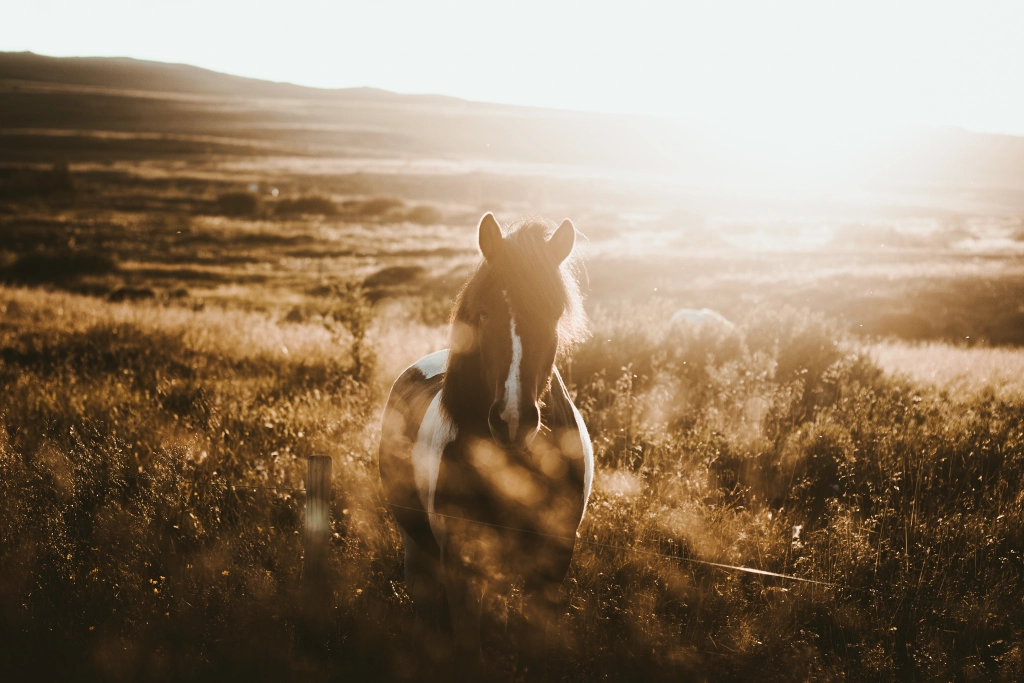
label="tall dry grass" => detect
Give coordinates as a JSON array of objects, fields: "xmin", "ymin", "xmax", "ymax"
[
  {"xmin": 1, "ymin": 287, "xmax": 1022, "ymax": 681},
  {"xmin": 871, "ymin": 340, "xmax": 1024, "ymax": 402}
]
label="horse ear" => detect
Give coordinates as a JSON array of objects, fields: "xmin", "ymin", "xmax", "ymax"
[
  {"xmin": 478, "ymin": 213, "xmax": 503, "ymax": 261},
  {"xmin": 548, "ymin": 219, "xmax": 576, "ymax": 264}
]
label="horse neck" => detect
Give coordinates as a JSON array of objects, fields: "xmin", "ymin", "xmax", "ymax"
[
  {"xmin": 442, "ymin": 343, "xmax": 561, "ymax": 438},
  {"xmin": 441, "ymin": 345, "xmax": 491, "ymax": 432}
]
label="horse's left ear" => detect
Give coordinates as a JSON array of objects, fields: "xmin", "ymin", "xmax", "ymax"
[
  {"xmin": 548, "ymin": 219, "xmax": 576, "ymax": 264},
  {"xmin": 478, "ymin": 212, "xmax": 503, "ymax": 262}
]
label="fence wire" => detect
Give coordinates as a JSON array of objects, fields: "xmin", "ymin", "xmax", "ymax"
[{"xmin": 119, "ymin": 471, "xmax": 962, "ymax": 606}]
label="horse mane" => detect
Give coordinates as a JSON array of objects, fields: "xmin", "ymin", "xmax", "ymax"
[{"xmin": 449, "ymin": 217, "xmax": 588, "ymax": 358}]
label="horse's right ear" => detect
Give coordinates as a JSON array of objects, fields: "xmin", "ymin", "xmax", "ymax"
[
  {"xmin": 478, "ymin": 212, "xmax": 503, "ymax": 261},
  {"xmin": 548, "ymin": 218, "xmax": 576, "ymax": 264}
]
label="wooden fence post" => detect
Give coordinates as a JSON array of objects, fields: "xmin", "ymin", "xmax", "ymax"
[{"xmin": 303, "ymin": 455, "xmax": 333, "ymax": 640}]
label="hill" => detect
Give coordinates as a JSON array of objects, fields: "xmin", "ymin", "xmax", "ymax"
[
  {"xmin": 0, "ymin": 51, "xmax": 711, "ymax": 175},
  {"xmin": 4, "ymin": 51, "xmax": 1024, "ymax": 199}
]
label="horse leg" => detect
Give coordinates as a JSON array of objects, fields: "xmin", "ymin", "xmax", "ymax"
[
  {"xmin": 441, "ymin": 550, "xmax": 486, "ymax": 678},
  {"xmin": 522, "ymin": 577, "xmax": 561, "ymax": 666},
  {"xmin": 402, "ymin": 530, "xmax": 448, "ymax": 660},
  {"xmin": 521, "ymin": 545, "xmax": 573, "ymax": 676}
]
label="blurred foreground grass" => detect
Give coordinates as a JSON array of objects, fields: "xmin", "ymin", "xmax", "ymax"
[{"xmin": 2, "ymin": 285, "xmax": 1022, "ymax": 681}]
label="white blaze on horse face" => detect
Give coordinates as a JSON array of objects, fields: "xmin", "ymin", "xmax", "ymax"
[{"xmin": 499, "ymin": 315, "xmax": 523, "ymax": 441}]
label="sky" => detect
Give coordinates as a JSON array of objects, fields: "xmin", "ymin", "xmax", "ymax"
[{"xmin": 4, "ymin": 0, "xmax": 1024, "ymax": 151}]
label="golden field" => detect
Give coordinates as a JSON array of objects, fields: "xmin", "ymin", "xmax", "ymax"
[{"xmin": 2, "ymin": 52, "xmax": 1024, "ymax": 681}]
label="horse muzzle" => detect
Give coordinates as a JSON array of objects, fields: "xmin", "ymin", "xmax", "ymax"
[{"xmin": 488, "ymin": 400, "xmax": 540, "ymax": 449}]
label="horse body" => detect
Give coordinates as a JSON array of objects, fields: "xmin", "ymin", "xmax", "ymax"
[{"xmin": 379, "ymin": 214, "xmax": 593, "ymax": 666}]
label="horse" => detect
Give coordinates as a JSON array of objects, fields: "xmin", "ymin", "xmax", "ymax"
[{"xmin": 378, "ymin": 212, "xmax": 593, "ymax": 671}]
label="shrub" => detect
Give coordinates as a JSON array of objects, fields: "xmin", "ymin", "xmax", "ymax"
[
  {"xmin": 106, "ymin": 286, "xmax": 156, "ymax": 303},
  {"xmin": 215, "ymin": 191, "xmax": 260, "ymax": 217},
  {"xmin": 362, "ymin": 265, "xmax": 424, "ymax": 289},
  {"xmin": 274, "ymin": 195, "xmax": 337, "ymax": 216},
  {"xmin": 402, "ymin": 205, "xmax": 442, "ymax": 225},
  {"xmin": 2, "ymin": 249, "xmax": 118, "ymax": 285},
  {"xmin": 0, "ymin": 162, "xmax": 75, "ymax": 201},
  {"xmin": 340, "ymin": 196, "xmax": 404, "ymax": 220}
]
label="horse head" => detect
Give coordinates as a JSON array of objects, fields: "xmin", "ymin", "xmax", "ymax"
[
  {"xmin": 475, "ymin": 213, "xmax": 575, "ymax": 448},
  {"xmin": 445, "ymin": 213, "xmax": 580, "ymax": 450}
]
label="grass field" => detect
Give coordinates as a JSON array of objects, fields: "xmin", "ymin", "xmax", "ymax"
[
  {"xmin": 2, "ymin": 54, "xmax": 1024, "ymax": 681},
  {"xmin": 3, "ymin": 172, "xmax": 1024, "ymax": 681}
]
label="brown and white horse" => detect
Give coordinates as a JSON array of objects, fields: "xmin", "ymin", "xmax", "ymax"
[{"xmin": 378, "ymin": 213, "xmax": 593, "ymax": 669}]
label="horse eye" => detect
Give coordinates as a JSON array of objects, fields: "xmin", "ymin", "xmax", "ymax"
[{"xmin": 479, "ymin": 312, "xmax": 489, "ymax": 323}]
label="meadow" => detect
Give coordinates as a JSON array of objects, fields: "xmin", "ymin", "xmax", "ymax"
[
  {"xmin": 2, "ymin": 52, "xmax": 1024, "ymax": 681},
  {"xmin": 1, "ymin": 161, "xmax": 1023, "ymax": 682}
]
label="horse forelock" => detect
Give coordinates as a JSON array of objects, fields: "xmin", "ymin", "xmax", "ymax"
[{"xmin": 449, "ymin": 218, "xmax": 588, "ymax": 357}]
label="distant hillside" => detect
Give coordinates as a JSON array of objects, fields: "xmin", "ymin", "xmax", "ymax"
[
  {"xmin": 2, "ymin": 51, "xmax": 1024, "ymax": 196},
  {"xmin": 0, "ymin": 51, "xmax": 429, "ymax": 102},
  {"xmin": 0, "ymin": 51, "xmax": 717, "ymax": 176}
]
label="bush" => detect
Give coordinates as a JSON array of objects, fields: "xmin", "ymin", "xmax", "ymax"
[
  {"xmin": 362, "ymin": 265, "xmax": 424, "ymax": 289},
  {"xmin": 274, "ymin": 195, "xmax": 337, "ymax": 216},
  {"xmin": 2, "ymin": 249, "xmax": 118, "ymax": 285},
  {"xmin": 0, "ymin": 162, "xmax": 75, "ymax": 201},
  {"xmin": 340, "ymin": 196, "xmax": 404, "ymax": 220},
  {"xmin": 402, "ymin": 205, "xmax": 442, "ymax": 225},
  {"xmin": 106, "ymin": 286, "xmax": 156, "ymax": 303},
  {"xmin": 215, "ymin": 191, "xmax": 260, "ymax": 216}
]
